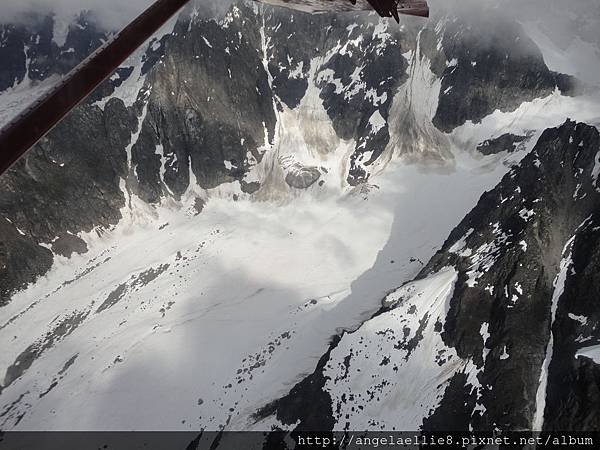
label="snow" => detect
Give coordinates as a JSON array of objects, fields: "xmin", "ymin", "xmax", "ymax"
[
  {"xmin": 125, "ymin": 103, "xmax": 149, "ymax": 172},
  {"xmin": 0, "ymin": 191, "xmax": 391, "ymax": 430},
  {"xmin": 2, "ymin": 10, "xmax": 176, "ymax": 122},
  {"xmin": 0, "ymin": 92, "xmax": 523, "ymax": 432},
  {"xmin": 223, "ymin": 160, "xmax": 237, "ymax": 171},
  {"xmin": 372, "ymin": 19, "xmax": 389, "ymax": 41},
  {"xmin": 449, "ymin": 228, "xmax": 474, "ymax": 256},
  {"xmin": 450, "ymin": 89, "xmax": 600, "ymax": 155},
  {"xmin": 592, "ymin": 150, "xmax": 600, "ymax": 191},
  {"xmin": 365, "ymin": 88, "xmax": 387, "ymax": 107},
  {"xmin": 576, "ymin": 345, "xmax": 600, "ymax": 364},
  {"xmin": 155, "ymin": 144, "xmax": 173, "ymax": 196},
  {"xmin": 463, "ymin": 225, "xmax": 511, "ymax": 290},
  {"xmin": 480, "ymin": 322, "xmax": 490, "ymax": 361},
  {"xmin": 52, "ymin": 13, "xmax": 75, "ymax": 48},
  {"xmin": 519, "ymin": 208, "xmax": 535, "ymax": 221},
  {"xmin": 533, "ymin": 232, "xmax": 577, "ymax": 430},
  {"xmin": 569, "ymin": 313, "xmax": 588, "ymax": 326},
  {"xmin": 250, "ymin": 53, "xmax": 354, "ymax": 198},
  {"xmin": 287, "ymin": 61, "xmax": 304, "ymax": 79},
  {"xmin": 0, "ymin": 81, "xmax": 53, "ymax": 129},
  {"xmin": 151, "ymin": 40, "xmax": 161, "ymax": 51},
  {"xmin": 95, "ymin": 17, "xmax": 177, "ymax": 110},
  {"xmin": 322, "ymin": 268, "xmax": 461, "ymax": 430},
  {"xmin": 522, "ymin": 20, "xmax": 600, "ymax": 87},
  {"xmin": 381, "ymin": 30, "xmax": 447, "ymax": 162},
  {"xmin": 514, "ymin": 282, "xmax": 523, "ymax": 296},
  {"xmin": 3, "ymin": 7, "xmax": 600, "ymax": 432},
  {"xmin": 368, "ymin": 110, "xmax": 386, "ymax": 134}
]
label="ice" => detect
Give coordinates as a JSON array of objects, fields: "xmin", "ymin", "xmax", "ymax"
[{"xmin": 592, "ymin": 151, "xmax": 600, "ymax": 191}]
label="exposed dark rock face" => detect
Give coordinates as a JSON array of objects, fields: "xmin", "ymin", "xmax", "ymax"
[
  {"xmin": 419, "ymin": 120, "xmax": 600, "ymax": 431},
  {"xmin": 135, "ymin": 4, "xmax": 277, "ymax": 198},
  {"xmin": 542, "ymin": 214, "xmax": 600, "ymax": 431},
  {"xmin": 262, "ymin": 6, "xmax": 578, "ymax": 184},
  {"xmin": 259, "ymin": 120, "xmax": 600, "ymax": 432},
  {"xmin": 0, "ymin": 219, "xmax": 53, "ymax": 303},
  {"xmin": 0, "ymin": 0, "xmax": 597, "ymax": 437},
  {"xmin": 285, "ymin": 166, "xmax": 321, "ymax": 189},
  {"xmin": 432, "ymin": 13, "xmax": 577, "ymax": 132},
  {"xmin": 477, "ymin": 133, "xmax": 528, "ymax": 155},
  {"xmin": 0, "ymin": 12, "xmax": 108, "ymax": 94},
  {"xmin": 0, "ymin": 98, "xmax": 135, "ymax": 304},
  {"xmin": 263, "ymin": 9, "xmax": 412, "ymax": 185},
  {"xmin": 51, "ymin": 233, "xmax": 88, "ymax": 258},
  {"xmin": 254, "ymin": 336, "xmax": 340, "ymax": 431},
  {"xmin": 0, "ymin": 4, "xmax": 278, "ymax": 302}
]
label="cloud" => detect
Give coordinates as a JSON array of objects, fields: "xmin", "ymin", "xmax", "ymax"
[
  {"xmin": 0, "ymin": 0, "xmax": 239, "ymax": 29},
  {"xmin": 0, "ymin": 0, "xmax": 155, "ymax": 29}
]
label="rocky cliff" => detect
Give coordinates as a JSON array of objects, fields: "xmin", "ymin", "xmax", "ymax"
[
  {"xmin": 257, "ymin": 119, "xmax": 600, "ymax": 433},
  {"xmin": 0, "ymin": 2, "xmax": 578, "ymax": 304}
]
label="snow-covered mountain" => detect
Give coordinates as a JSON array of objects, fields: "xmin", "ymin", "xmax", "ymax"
[
  {"xmin": 0, "ymin": 0, "xmax": 599, "ymax": 435},
  {"xmin": 258, "ymin": 119, "xmax": 600, "ymax": 435}
]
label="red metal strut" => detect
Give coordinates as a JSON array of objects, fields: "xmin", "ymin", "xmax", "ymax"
[{"xmin": 0, "ymin": 0, "xmax": 192, "ymax": 176}]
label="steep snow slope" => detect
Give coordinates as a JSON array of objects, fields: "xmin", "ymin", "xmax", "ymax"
[{"xmin": 322, "ymin": 268, "xmax": 461, "ymax": 431}]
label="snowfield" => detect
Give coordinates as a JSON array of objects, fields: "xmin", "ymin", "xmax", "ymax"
[
  {"xmin": 322, "ymin": 268, "xmax": 461, "ymax": 431},
  {"xmin": 0, "ymin": 143, "xmax": 522, "ymax": 430},
  {"xmin": 0, "ymin": 67, "xmax": 541, "ymax": 429}
]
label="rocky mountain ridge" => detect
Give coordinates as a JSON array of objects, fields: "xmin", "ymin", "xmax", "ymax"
[
  {"xmin": 0, "ymin": 0, "xmax": 599, "ymax": 435},
  {"xmin": 257, "ymin": 119, "xmax": 600, "ymax": 434},
  {"xmin": 0, "ymin": 1, "xmax": 580, "ymax": 305}
]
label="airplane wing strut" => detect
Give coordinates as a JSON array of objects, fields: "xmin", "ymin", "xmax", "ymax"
[{"xmin": 0, "ymin": 0, "xmax": 191, "ymax": 176}]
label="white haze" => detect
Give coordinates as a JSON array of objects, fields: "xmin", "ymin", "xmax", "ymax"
[
  {"xmin": 429, "ymin": 0, "xmax": 600, "ymax": 85},
  {"xmin": 1, "ymin": 0, "xmax": 598, "ymax": 41},
  {"xmin": 0, "ymin": 0, "xmax": 234, "ymax": 30},
  {"xmin": 0, "ymin": 0, "xmax": 154, "ymax": 30}
]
